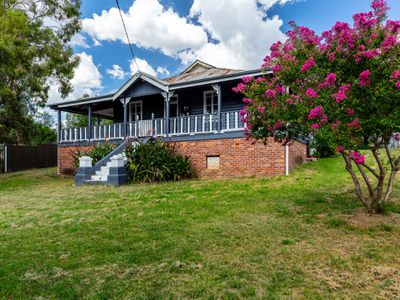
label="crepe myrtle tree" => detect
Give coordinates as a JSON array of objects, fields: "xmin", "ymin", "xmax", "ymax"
[{"xmin": 234, "ymin": 0, "xmax": 400, "ymax": 214}]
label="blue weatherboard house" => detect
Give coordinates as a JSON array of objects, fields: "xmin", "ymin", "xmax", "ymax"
[{"xmin": 50, "ymin": 60, "xmax": 307, "ymax": 182}]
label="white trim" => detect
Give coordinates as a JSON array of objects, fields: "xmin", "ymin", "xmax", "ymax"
[
  {"xmin": 129, "ymin": 100, "xmax": 143, "ymax": 122},
  {"xmin": 113, "ymin": 72, "xmax": 168, "ymax": 101},
  {"xmin": 203, "ymin": 90, "xmax": 217, "ymax": 114},
  {"xmin": 285, "ymin": 144, "xmax": 289, "ymax": 176}
]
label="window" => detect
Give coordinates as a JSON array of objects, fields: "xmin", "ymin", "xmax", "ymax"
[
  {"xmin": 207, "ymin": 156, "xmax": 220, "ymax": 170},
  {"xmin": 129, "ymin": 100, "xmax": 143, "ymax": 122},
  {"xmin": 203, "ymin": 90, "xmax": 217, "ymax": 114}
]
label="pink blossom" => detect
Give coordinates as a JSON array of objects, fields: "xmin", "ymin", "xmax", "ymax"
[
  {"xmin": 396, "ymin": 81, "xmax": 400, "ymax": 90},
  {"xmin": 311, "ymin": 123, "xmax": 320, "ymax": 129},
  {"xmin": 355, "ymin": 57, "xmax": 361, "ymax": 63},
  {"xmin": 270, "ymin": 41, "xmax": 282, "ymax": 52},
  {"xmin": 371, "ymin": 0, "xmax": 389, "ymax": 19},
  {"xmin": 392, "ymin": 71, "xmax": 400, "ymax": 80},
  {"xmin": 275, "ymin": 84, "xmax": 286, "ymax": 94},
  {"xmin": 348, "ymin": 118, "xmax": 362, "ymax": 129},
  {"xmin": 262, "ymin": 56, "xmax": 272, "ymax": 68},
  {"xmin": 329, "ymin": 52, "xmax": 335, "ymax": 62},
  {"xmin": 300, "ymin": 58, "xmax": 316, "ymax": 72},
  {"xmin": 308, "ymin": 106, "xmax": 323, "ymax": 119},
  {"xmin": 336, "ymin": 146, "xmax": 344, "ymax": 153},
  {"xmin": 242, "ymin": 98, "xmax": 253, "ymax": 104},
  {"xmin": 306, "ymin": 88, "xmax": 318, "ymax": 98},
  {"xmin": 233, "ymin": 83, "xmax": 246, "ymax": 93},
  {"xmin": 339, "ymin": 84, "xmax": 351, "ymax": 93},
  {"xmin": 345, "ymin": 107, "xmax": 355, "ymax": 115},
  {"xmin": 264, "ymin": 89, "xmax": 277, "ymax": 99},
  {"xmin": 386, "ymin": 20, "xmax": 400, "ymax": 34},
  {"xmin": 362, "ymin": 49, "xmax": 380, "ymax": 59},
  {"xmin": 242, "ymin": 76, "xmax": 254, "ymax": 84},
  {"xmin": 255, "ymin": 77, "xmax": 266, "ymax": 83},
  {"xmin": 326, "ymin": 73, "xmax": 337, "ymax": 86},
  {"xmin": 349, "ymin": 151, "xmax": 365, "ymax": 164},
  {"xmin": 287, "ymin": 98, "xmax": 295, "ymax": 105},
  {"xmin": 333, "ymin": 92, "xmax": 346, "ymax": 103},
  {"xmin": 382, "ymin": 36, "xmax": 397, "ymax": 51},
  {"xmin": 359, "ymin": 70, "xmax": 371, "ymax": 87},
  {"xmin": 273, "ymin": 121, "xmax": 284, "ymax": 130},
  {"xmin": 257, "ymin": 106, "xmax": 266, "ymax": 114},
  {"xmin": 272, "ymin": 65, "xmax": 282, "ymax": 73},
  {"xmin": 239, "ymin": 108, "xmax": 247, "ymax": 116}
]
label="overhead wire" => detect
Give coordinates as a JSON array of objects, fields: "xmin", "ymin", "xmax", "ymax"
[{"xmin": 115, "ymin": 0, "xmax": 140, "ymax": 72}]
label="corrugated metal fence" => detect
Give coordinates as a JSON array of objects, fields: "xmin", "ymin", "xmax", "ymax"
[{"xmin": 0, "ymin": 144, "xmax": 57, "ymax": 173}]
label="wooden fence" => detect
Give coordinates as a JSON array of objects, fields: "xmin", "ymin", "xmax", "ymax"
[{"xmin": 1, "ymin": 144, "xmax": 57, "ymax": 173}]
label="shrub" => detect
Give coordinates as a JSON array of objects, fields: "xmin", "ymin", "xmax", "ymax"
[
  {"xmin": 237, "ymin": 0, "xmax": 400, "ymax": 213},
  {"xmin": 125, "ymin": 140, "xmax": 196, "ymax": 183},
  {"xmin": 311, "ymin": 129, "xmax": 337, "ymax": 158},
  {"xmin": 71, "ymin": 142, "xmax": 116, "ymax": 168}
]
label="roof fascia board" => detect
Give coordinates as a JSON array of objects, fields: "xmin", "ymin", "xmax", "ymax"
[{"xmin": 55, "ymin": 97, "xmax": 113, "ymax": 108}]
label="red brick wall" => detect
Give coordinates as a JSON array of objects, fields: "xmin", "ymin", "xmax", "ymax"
[
  {"xmin": 58, "ymin": 145, "xmax": 93, "ymax": 176},
  {"xmin": 171, "ymin": 137, "xmax": 297, "ymax": 178},
  {"xmin": 57, "ymin": 138, "xmax": 307, "ymax": 178}
]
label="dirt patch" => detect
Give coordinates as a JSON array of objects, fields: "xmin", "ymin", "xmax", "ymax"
[{"xmin": 342, "ymin": 208, "xmax": 400, "ymax": 228}]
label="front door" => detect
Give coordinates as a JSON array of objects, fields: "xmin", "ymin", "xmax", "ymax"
[{"xmin": 130, "ymin": 100, "xmax": 143, "ymax": 122}]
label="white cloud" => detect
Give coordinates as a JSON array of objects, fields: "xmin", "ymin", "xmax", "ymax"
[
  {"xmin": 129, "ymin": 58, "xmax": 157, "ymax": 77},
  {"xmin": 80, "ymin": 0, "xmax": 297, "ymax": 73},
  {"xmin": 82, "ymin": 0, "xmax": 208, "ymax": 56},
  {"xmin": 47, "ymin": 52, "xmax": 102, "ymax": 104},
  {"xmin": 258, "ymin": 0, "xmax": 297, "ymax": 10},
  {"xmin": 187, "ymin": 0, "xmax": 292, "ymax": 69},
  {"xmin": 70, "ymin": 33, "xmax": 89, "ymax": 48},
  {"xmin": 156, "ymin": 66, "xmax": 170, "ymax": 76},
  {"xmin": 106, "ymin": 64, "xmax": 125, "ymax": 80}
]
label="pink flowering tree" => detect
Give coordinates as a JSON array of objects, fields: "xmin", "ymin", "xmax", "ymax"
[{"xmin": 235, "ymin": 0, "xmax": 400, "ymax": 214}]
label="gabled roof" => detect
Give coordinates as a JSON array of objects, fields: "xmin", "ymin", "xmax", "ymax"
[
  {"xmin": 48, "ymin": 60, "xmax": 270, "ymax": 109},
  {"xmin": 112, "ymin": 71, "xmax": 168, "ymax": 101},
  {"xmin": 181, "ymin": 60, "xmax": 217, "ymax": 74}
]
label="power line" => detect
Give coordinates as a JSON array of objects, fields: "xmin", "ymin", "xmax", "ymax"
[{"xmin": 115, "ymin": 0, "xmax": 140, "ymax": 72}]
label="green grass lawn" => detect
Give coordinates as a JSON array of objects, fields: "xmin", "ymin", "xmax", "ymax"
[{"xmin": 1, "ymin": 156, "xmax": 400, "ymax": 299}]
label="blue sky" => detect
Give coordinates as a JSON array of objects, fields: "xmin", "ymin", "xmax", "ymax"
[{"xmin": 52, "ymin": 0, "xmax": 400, "ymax": 103}]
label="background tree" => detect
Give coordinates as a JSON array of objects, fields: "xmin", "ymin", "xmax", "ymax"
[
  {"xmin": 236, "ymin": 0, "xmax": 400, "ymax": 213},
  {"xmin": 0, "ymin": 0, "xmax": 81, "ymax": 144}
]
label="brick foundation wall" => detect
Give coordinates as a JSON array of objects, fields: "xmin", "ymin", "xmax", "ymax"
[
  {"xmin": 58, "ymin": 145, "xmax": 93, "ymax": 176},
  {"xmin": 57, "ymin": 137, "xmax": 307, "ymax": 178},
  {"xmin": 171, "ymin": 137, "xmax": 306, "ymax": 178}
]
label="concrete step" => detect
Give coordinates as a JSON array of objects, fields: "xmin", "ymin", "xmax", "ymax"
[
  {"xmin": 101, "ymin": 166, "xmax": 110, "ymax": 174},
  {"xmin": 90, "ymin": 175, "xmax": 107, "ymax": 181}
]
